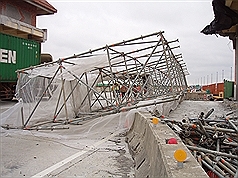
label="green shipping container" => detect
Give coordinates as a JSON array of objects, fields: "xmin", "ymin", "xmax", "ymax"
[
  {"xmin": 224, "ymin": 80, "xmax": 234, "ymax": 99},
  {"xmin": 0, "ymin": 33, "xmax": 41, "ymax": 82}
]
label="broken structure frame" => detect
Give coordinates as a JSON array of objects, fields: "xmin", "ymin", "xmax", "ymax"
[{"xmin": 15, "ymin": 31, "xmax": 188, "ymax": 129}]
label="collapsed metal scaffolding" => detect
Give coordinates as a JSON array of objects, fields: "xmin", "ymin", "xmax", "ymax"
[{"xmin": 3, "ymin": 31, "xmax": 188, "ymax": 129}]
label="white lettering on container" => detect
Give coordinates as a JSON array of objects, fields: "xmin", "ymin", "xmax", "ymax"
[{"xmin": 0, "ymin": 49, "xmax": 16, "ymax": 64}]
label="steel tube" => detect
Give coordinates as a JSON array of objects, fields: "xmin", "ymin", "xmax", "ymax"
[
  {"xmin": 217, "ymin": 160, "xmax": 235, "ymax": 176},
  {"xmin": 201, "ymin": 160, "xmax": 225, "ymax": 178},
  {"xmin": 186, "ymin": 145, "xmax": 238, "ymax": 159},
  {"xmin": 119, "ymin": 95, "xmax": 180, "ymax": 112},
  {"xmin": 221, "ymin": 158, "xmax": 237, "ymax": 172},
  {"xmin": 186, "ymin": 124, "xmax": 238, "ymax": 133},
  {"xmin": 204, "ymin": 108, "xmax": 214, "ymax": 119},
  {"xmin": 200, "ymin": 152, "xmax": 226, "ymax": 176},
  {"xmin": 23, "ymin": 66, "xmax": 61, "ymax": 128},
  {"xmin": 227, "ymin": 119, "xmax": 238, "ymax": 133}
]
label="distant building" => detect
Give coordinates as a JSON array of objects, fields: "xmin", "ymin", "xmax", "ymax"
[
  {"xmin": 0, "ymin": 0, "xmax": 57, "ymax": 42},
  {"xmin": 0, "ymin": 0, "xmax": 57, "ymax": 99}
]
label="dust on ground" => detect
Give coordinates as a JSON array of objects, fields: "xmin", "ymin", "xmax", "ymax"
[{"xmin": 168, "ymin": 100, "xmax": 237, "ymax": 122}]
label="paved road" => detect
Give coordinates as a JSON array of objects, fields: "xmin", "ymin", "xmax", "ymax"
[
  {"xmin": 0, "ymin": 100, "xmax": 16, "ymax": 113},
  {"xmin": 0, "ymin": 100, "xmax": 233, "ymax": 177},
  {"xmin": 1, "ymin": 101, "xmax": 135, "ymax": 177}
]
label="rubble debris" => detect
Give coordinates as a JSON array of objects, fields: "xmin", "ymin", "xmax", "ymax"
[{"xmin": 161, "ymin": 108, "xmax": 238, "ymax": 178}]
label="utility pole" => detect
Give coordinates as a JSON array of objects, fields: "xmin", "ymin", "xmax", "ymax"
[
  {"xmin": 235, "ymin": 30, "xmax": 238, "ymax": 100},
  {"xmin": 222, "ymin": 70, "xmax": 224, "ymax": 81}
]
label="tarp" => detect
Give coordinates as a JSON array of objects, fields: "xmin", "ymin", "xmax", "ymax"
[{"xmin": 0, "ymin": 32, "xmax": 187, "ymax": 129}]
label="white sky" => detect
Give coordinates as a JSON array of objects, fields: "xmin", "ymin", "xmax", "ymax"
[{"xmin": 37, "ymin": 0, "xmax": 235, "ymax": 86}]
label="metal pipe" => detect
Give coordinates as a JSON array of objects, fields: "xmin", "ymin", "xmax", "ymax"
[
  {"xmin": 63, "ymin": 66, "xmax": 117, "ymax": 109},
  {"xmin": 30, "ymin": 126, "xmax": 70, "ymax": 131},
  {"xmin": 204, "ymin": 108, "xmax": 214, "ymax": 119},
  {"xmin": 222, "ymin": 141, "xmax": 238, "ymax": 147},
  {"xmin": 217, "ymin": 160, "xmax": 235, "ymax": 176},
  {"xmin": 79, "ymin": 73, "xmax": 100, "ymax": 109},
  {"xmin": 53, "ymin": 81, "xmax": 64, "ymax": 121},
  {"xmin": 70, "ymin": 81, "xmax": 76, "ymax": 111},
  {"xmin": 227, "ymin": 119, "xmax": 238, "ymax": 133},
  {"xmin": 221, "ymin": 158, "xmax": 237, "ymax": 173},
  {"xmin": 70, "ymin": 109, "xmax": 118, "ymax": 124},
  {"xmin": 186, "ymin": 123, "xmax": 238, "ymax": 133},
  {"xmin": 216, "ymin": 139, "xmax": 220, "ymax": 152},
  {"xmin": 186, "ymin": 145, "xmax": 238, "ymax": 159},
  {"xmin": 23, "ymin": 66, "xmax": 61, "ymax": 128},
  {"xmin": 200, "ymin": 152, "xmax": 226, "ymax": 177},
  {"xmin": 21, "ymin": 105, "xmax": 24, "ymax": 128},
  {"xmin": 84, "ymin": 72, "xmax": 92, "ymax": 112},
  {"xmin": 119, "ymin": 95, "xmax": 180, "ymax": 112},
  {"xmin": 201, "ymin": 159, "xmax": 225, "ymax": 178},
  {"xmin": 54, "ymin": 80, "xmax": 81, "ymax": 121},
  {"xmin": 65, "ymin": 31, "xmax": 164, "ymax": 60},
  {"xmin": 197, "ymin": 120, "xmax": 210, "ymax": 138},
  {"xmin": 209, "ymin": 154, "xmax": 236, "ymax": 176},
  {"xmin": 60, "ymin": 67, "xmax": 69, "ymax": 123}
]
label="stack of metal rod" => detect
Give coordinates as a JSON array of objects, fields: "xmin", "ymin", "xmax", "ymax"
[{"xmin": 161, "ymin": 109, "xmax": 238, "ymax": 178}]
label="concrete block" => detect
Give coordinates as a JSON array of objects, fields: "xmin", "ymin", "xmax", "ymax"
[{"xmin": 126, "ymin": 111, "xmax": 209, "ymax": 178}]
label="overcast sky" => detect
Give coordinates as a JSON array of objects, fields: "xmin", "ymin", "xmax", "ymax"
[{"xmin": 37, "ymin": 0, "xmax": 235, "ymax": 86}]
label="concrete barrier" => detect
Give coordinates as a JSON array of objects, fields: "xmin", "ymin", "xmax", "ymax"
[
  {"xmin": 184, "ymin": 92, "xmax": 208, "ymax": 100},
  {"xmin": 126, "ymin": 112, "xmax": 209, "ymax": 178}
]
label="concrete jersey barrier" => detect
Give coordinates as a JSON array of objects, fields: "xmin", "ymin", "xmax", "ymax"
[{"xmin": 126, "ymin": 112, "xmax": 209, "ymax": 178}]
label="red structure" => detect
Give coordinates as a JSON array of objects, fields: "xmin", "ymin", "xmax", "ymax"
[
  {"xmin": 202, "ymin": 82, "xmax": 224, "ymax": 96},
  {"xmin": 0, "ymin": 0, "xmax": 57, "ymax": 99},
  {"xmin": 0, "ymin": 0, "xmax": 57, "ymax": 42}
]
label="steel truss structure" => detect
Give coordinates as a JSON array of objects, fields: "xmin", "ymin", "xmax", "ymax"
[{"xmin": 13, "ymin": 31, "xmax": 188, "ymax": 129}]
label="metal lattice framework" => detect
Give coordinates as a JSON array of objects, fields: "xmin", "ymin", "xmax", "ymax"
[{"xmin": 15, "ymin": 31, "xmax": 188, "ymax": 129}]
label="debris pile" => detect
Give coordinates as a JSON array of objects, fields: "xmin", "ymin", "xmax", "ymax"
[{"xmin": 162, "ymin": 109, "xmax": 238, "ymax": 178}]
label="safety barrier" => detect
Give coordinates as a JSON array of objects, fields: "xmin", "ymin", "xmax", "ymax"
[
  {"xmin": 184, "ymin": 92, "xmax": 208, "ymax": 100},
  {"xmin": 126, "ymin": 112, "xmax": 209, "ymax": 178}
]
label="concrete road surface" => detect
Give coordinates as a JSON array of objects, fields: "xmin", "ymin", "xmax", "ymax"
[{"xmin": 1, "ymin": 100, "xmax": 235, "ymax": 177}]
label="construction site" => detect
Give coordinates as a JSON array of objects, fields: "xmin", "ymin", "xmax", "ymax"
[
  {"xmin": 1, "ymin": 0, "xmax": 238, "ymax": 178},
  {"xmin": 1, "ymin": 29, "xmax": 238, "ymax": 177}
]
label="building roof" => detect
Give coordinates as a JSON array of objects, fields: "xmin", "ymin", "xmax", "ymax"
[
  {"xmin": 201, "ymin": 0, "xmax": 238, "ymax": 38},
  {"xmin": 226, "ymin": 0, "xmax": 238, "ymax": 13},
  {"xmin": 24, "ymin": 0, "xmax": 57, "ymax": 16}
]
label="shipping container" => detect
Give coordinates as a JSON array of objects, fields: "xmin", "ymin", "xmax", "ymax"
[
  {"xmin": 0, "ymin": 33, "xmax": 41, "ymax": 82},
  {"xmin": 202, "ymin": 84, "xmax": 215, "ymax": 94},
  {"xmin": 216, "ymin": 82, "xmax": 224, "ymax": 94},
  {"xmin": 224, "ymin": 80, "xmax": 234, "ymax": 99},
  {"xmin": 0, "ymin": 33, "xmax": 41, "ymax": 99}
]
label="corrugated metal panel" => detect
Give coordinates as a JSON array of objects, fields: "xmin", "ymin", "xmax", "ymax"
[
  {"xmin": 217, "ymin": 83, "xmax": 224, "ymax": 93},
  {"xmin": 208, "ymin": 84, "xmax": 215, "ymax": 94},
  {"xmin": 207, "ymin": 84, "xmax": 216, "ymax": 94},
  {"xmin": 0, "ymin": 33, "xmax": 40, "ymax": 82}
]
